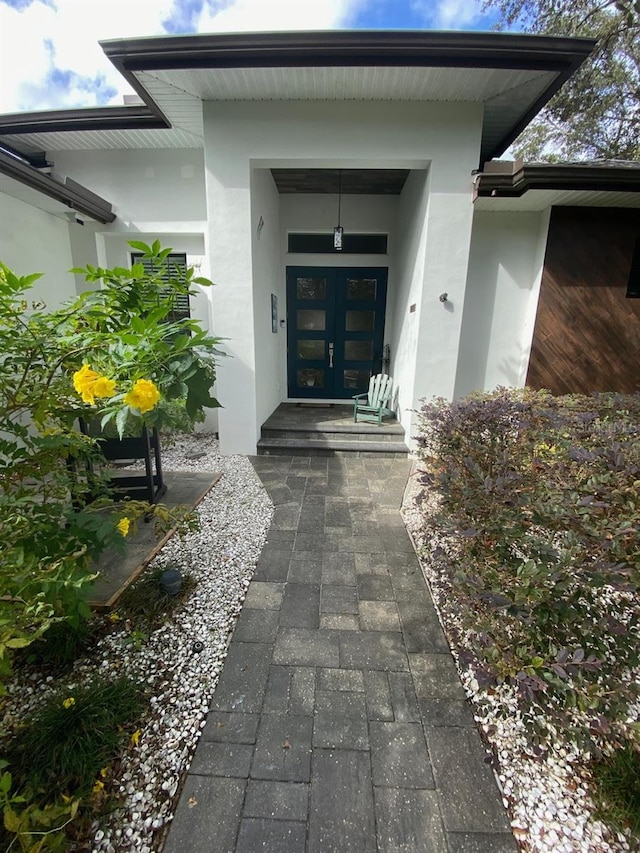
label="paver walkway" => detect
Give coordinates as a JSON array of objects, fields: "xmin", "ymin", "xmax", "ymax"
[{"xmin": 165, "ymin": 455, "xmax": 517, "ymax": 853}]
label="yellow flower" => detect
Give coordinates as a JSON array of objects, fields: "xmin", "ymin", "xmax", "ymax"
[
  {"xmin": 92, "ymin": 375, "xmax": 116, "ymax": 399},
  {"xmin": 116, "ymin": 517, "xmax": 130, "ymax": 537},
  {"xmin": 62, "ymin": 697, "xmax": 75, "ymax": 709},
  {"xmin": 72, "ymin": 364, "xmax": 115, "ymax": 405},
  {"xmin": 108, "ymin": 611, "xmax": 121, "ymax": 622},
  {"xmin": 72, "ymin": 364, "xmax": 100, "ymax": 405},
  {"xmin": 124, "ymin": 379, "xmax": 161, "ymax": 414},
  {"xmin": 92, "ymin": 780, "xmax": 104, "ymax": 794},
  {"xmin": 130, "ymin": 729, "xmax": 141, "ymax": 746}
]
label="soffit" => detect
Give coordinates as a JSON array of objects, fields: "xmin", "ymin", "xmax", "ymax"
[
  {"xmin": 0, "ymin": 64, "xmax": 557, "ymax": 160},
  {"xmin": 271, "ymin": 168, "xmax": 410, "ymax": 195},
  {"xmin": 474, "ymin": 189, "xmax": 640, "ymax": 211}
]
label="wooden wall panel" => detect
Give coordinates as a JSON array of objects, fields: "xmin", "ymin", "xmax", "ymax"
[{"xmin": 527, "ymin": 206, "xmax": 640, "ymax": 394}]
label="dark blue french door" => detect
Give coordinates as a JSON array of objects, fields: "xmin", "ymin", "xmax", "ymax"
[{"xmin": 286, "ymin": 266, "xmax": 388, "ymax": 399}]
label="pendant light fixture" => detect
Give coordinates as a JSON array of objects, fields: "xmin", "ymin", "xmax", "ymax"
[{"xmin": 333, "ymin": 169, "xmax": 343, "ymax": 251}]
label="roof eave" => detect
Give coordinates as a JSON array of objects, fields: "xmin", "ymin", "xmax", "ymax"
[
  {"xmin": 0, "ymin": 148, "xmax": 116, "ymax": 223},
  {"xmin": 476, "ymin": 164, "xmax": 640, "ymax": 197}
]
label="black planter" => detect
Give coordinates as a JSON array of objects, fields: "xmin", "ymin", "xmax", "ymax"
[{"xmin": 79, "ymin": 420, "xmax": 167, "ymax": 504}]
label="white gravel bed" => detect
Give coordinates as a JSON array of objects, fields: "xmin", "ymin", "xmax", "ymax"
[
  {"xmin": 2, "ymin": 432, "xmax": 273, "ymax": 853},
  {"xmin": 402, "ymin": 463, "xmax": 635, "ymax": 853}
]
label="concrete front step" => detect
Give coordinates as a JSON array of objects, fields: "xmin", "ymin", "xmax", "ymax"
[
  {"xmin": 261, "ymin": 427, "xmax": 403, "ymax": 443},
  {"xmin": 256, "ymin": 437, "xmax": 409, "ymax": 457}
]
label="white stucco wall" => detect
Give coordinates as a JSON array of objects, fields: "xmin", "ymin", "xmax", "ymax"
[
  {"xmin": 49, "ymin": 149, "xmax": 207, "ymax": 228},
  {"xmin": 454, "ymin": 209, "xmax": 551, "ymax": 397},
  {"xmin": 388, "ymin": 170, "xmax": 430, "ymax": 442},
  {"xmin": 0, "ymin": 191, "xmax": 76, "ymax": 308},
  {"xmin": 203, "ymin": 99, "xmax": 483, "ymax": 454},
  {"xmin": 251, "ymin": 168, "xmax": 283, "ymax": 430}
]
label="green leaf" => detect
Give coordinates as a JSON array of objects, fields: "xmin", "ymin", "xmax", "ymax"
[
  {"xmin": 127, "ymin": 240, "xmax": 152, "ymax": 254},
  {"xmin": 4, "ymin": 637, "xmax": 33, "ymax": 649},
  {"xmin": 116, "ymin": 406, "xmax": 130, "ymax": 439},
  {"xmin": 4, "ymin": 806, "xmax": 20, "ymax": 833}
]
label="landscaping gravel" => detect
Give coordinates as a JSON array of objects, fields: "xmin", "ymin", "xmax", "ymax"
[
  {"xmin": 4, "ymin": 439, "xmax": 637, "ymax": 852},
  {"xmin": 402, "ymin": 462, "xmax": 636, "ymax": 853},
  {"xmin": 3, "ymin": 432, "xmax": 273, "ymax": 853}
]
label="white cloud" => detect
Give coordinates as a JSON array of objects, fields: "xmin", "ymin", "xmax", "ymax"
[
  {"xmin": 0, "ymin": 0, "xmax": 367, "ymax": 114},
  {"xmin": 196, "ymin": 0, "xmax": 364, "ymax": 32},
  {"xmin": 411, "ymin": 0, "xmax": 486, "ymax": 29}
]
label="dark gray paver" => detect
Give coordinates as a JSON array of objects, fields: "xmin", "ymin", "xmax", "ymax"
[
  {"xmin": 396, "ymin": 598, "xmax": 450, "ymax": 653},
  {"xmin": 409, "ymin": 652, "xmax": 469, "ymax": 701},
  {"xmin": 359, "ymin": 600, "xmax": 401, "ymax": 631},
  {"xmin": 309, "ymin": 749, "xmax": 376, "ymax": 853},
  {"xmin": 363, "ymin": 669, "xmax": 394, "ymax": 720},
  {"xmin": 427, "ymin": 727, "xmax": 513, "ymax": 833},
  {"xmin": 168, "ymin": 450, "xmax": 515, "ymax": 853},
  {"xmin": 388, "ymin": 671, "xmax": 421, "ymax": 722},
  {"xmin": 357, "ymin": 573, "xmax": 395, "ymax": 600},
  {"xmin": 243, "ymin": 581, "xmax": 284, "ymax": 610},
  {"xmin": 374, "ymin": 787, "xmax": 448, "ymax": 853},
  {"xmin": 273, "ymin": 628, "xmax": 340, "ymax": 667},
  {"xmin": 164, "ymin": 776, "xmax": 245, "ymax": 852},
  {"xmin": 317, "ymin": 667, "xmax": 364, "ymax": 692},
  {"xmin": 287, "ymin": 553, "xmax": 322, "ymax": 583},
  {"xmin": 279, "ymin": 582, "xmax": 320, "ymax": 628},
  {"xmin": 235, "ymin": 818, "xmax": 307, "ymax": 853},
  {"xmin": 320, "ymin": 583, "xmax": 358, "ymax": 614},
  {"xmin": 339, "ymin": 631, "xmax": 408, "ymax": 671},
  {"xmin": 369, "ymin": 722, "xmax": 435, "ymax": 788},
  {"xmin": 446, "ymin": 832, "xmax": 519, "ymax": 852},
  {"xmin": 314, "ymin": 689, "xmax": 367, "ymax": 718},
  {"xmin": 321, "ymin": 552, "xmax": 356, "ymax": 585},
  {"xmin": 202, "ymin": 711, "xmax": 260, "ymax": 744},
  {"xmin": 253, "ymin": 549, "xmax": 291, "ymax": 581},
  {"xmin": 251, "ymin": 715, "xmax": 313, "ymax": 782},
  {"xmin": 243, "ymin": 780, "xmax": 309, "ymax": 821},
  {"xmin": 233, "ymin": 608, "xmax": 280, "ymax": 643},
  {"xmin": 209, "ymin": 642, "xmax": 273, "ymax": 714},
  {"xmin": 189, "ymin": 741, "xmax": 253, "ymax": 778},
  {"xmin": 313, "ymin": 714, "xmax": 369, "ymax": 750},
  {"xmin": 419, "ymin": 697, "xmax": 475, "ymax": 727}
]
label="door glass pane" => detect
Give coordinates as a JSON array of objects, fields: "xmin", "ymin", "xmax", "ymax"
[
  {"xmin": 346, "ymin": 310, "xmax": 374, "ymax": 332},
  {"xmin": 297, "ymin": 309, "xmax": 326, "ymax": 331},
  {"xmin": 343, "ymin": 369, "xmax": 371, "ymax": 389},
  {"xmin": 297, "ymin": 369, "xmax": 325, "ymax": 388},
  {"xmin": 344, "ymin": 341, "xmax": 373, "ymax": 361},
  {"xmin": 297, "ymin": 278, "xmax": 327, "ymax": 300},
  {"xmin": 297, "ymin": 340, "xmax": 324, "ymax": 360},
  {"xmin": 347, "ymin": 278, "xmax": 376, "ymax": 301}
]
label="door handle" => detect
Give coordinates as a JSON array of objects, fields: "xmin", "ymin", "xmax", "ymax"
[{"xmin": 328, "ymin": 342, "xmax": 334, "ymax": 368}]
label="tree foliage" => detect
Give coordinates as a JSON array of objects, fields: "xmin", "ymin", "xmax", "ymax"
[{"xmin": 485, "ymin": 0, "xmax": 640, "ymax": 161}]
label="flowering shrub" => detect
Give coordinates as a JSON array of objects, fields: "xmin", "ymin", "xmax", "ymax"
[
  {"xmin": 415, "ymin": 388, "xmax": 640, "ymax": 747},
  {"xmin": 0, "ymin": 241, "xmax": 225, "ymax": 690}
]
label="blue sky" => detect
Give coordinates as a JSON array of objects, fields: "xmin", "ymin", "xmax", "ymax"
[{"xmin": 0, "ymin": 0, "xmax": 502, "ymax": 114}]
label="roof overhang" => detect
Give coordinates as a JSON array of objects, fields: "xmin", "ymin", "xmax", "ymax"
[
  {"xmin": 0, "ymin": 147, "xmax": 115, "ymax": 223},
  {"xmin": 474, "ymin": 161, "xmax": 640, "ymax": 210},
  {"xmin": 0, "ymin": 30, "xmax": 595, "ymax": 166}
]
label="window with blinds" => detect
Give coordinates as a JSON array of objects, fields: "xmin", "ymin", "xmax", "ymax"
[{"xmin": 130, "ymin": 252, "xmax": 191, "ymax": 321}]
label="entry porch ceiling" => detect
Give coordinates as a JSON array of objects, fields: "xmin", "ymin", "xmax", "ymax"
[
  {"xmin": 271, "ymin": 168, "xmax": 410, "ymax": 195},
  {"xmin": 0, "ymin": 31, "xmax": 595, "ymax": 166}
]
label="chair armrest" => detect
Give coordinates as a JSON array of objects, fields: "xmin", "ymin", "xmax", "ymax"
[{"xmin": 352, "ymin": 393, "xmax": 368, "ymax": 400}]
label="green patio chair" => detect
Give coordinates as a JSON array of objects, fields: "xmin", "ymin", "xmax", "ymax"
[{"xmin": 353, "ymin": 373, "xmax": 394, "ymax": 425}]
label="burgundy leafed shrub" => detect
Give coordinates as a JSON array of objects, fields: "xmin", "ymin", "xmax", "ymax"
[{"xmin": 415, "ymin": 387, "xmax": 640, "ymax": 746}]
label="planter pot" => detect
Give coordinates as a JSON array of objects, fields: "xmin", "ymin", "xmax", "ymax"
[{"xmin": 79, "ymin": 419, "xmax": 167, "ymax": 504}]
